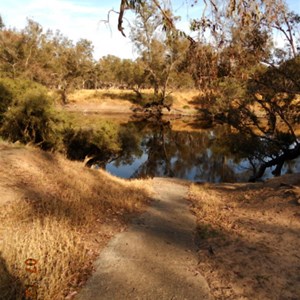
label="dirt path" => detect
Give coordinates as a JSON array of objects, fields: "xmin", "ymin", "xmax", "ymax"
[{"xmin": 76, "ymin": 178, "xmax": 211, "ymax": 300}]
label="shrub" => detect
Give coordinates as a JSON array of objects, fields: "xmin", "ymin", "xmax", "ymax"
[
  {"xmin": 1, "ymin": 89, "xmax": 59, "ymax": 150},
  {"xmin": 0, "ymin": 77, "xmax": 49, "ymax": 123},
  {"xmin": 0, "ymin": 82, "xmax": 13, "ymax": 123}
]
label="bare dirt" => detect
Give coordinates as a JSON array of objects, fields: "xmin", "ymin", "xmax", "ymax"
[
  {"xmin": 189, "ymin": 174, "xmax": 300, "ymax": 300},
  {"xmin": 76, "ymin": 177, "xmax": 212, "ymax": 300},
  {"xmin": 63, "ymin": 89, "xmax": 201, "ymax": 116}
]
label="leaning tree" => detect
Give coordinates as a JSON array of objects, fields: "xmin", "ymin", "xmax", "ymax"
[{"xmin": 117, "ymin": 0, "xmax": 300, "ymax": 180}]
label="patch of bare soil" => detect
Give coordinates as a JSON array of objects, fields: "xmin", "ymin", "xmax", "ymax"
[{"xmin": 189, "ymin": 174, "xmax": 300, "ymax": 300}]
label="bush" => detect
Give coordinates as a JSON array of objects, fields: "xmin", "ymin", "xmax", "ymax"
[
  {"xmin": 0, "ymin": 78, "xmax": 48, "ymax": 123},
  {"xmin": 0, "ymin": 82, "xmax": 13, "ymax": 122},
  {"xmin": 1, "ymin": 89, "xmax": 59, "ymax": 150}
]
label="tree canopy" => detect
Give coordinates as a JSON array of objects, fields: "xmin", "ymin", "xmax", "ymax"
[
  {"xmin": 117, "ymin": 0, "xmax": 300, "ymax": 179},
  {"xmin": 0, "ymin": 0, "xmax": 299, "ymax": 180}
]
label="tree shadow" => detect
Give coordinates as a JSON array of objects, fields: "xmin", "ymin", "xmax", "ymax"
[
  {"xmin": 102, "ymin": 92, "xmax": 138, "ymax": 103},
  {"xmin": 77, "ymin": 189, "xmax": 212, "ymax": 299},
  {"xmin": 194, "ymin": 217, "xmax": 300, "ymax": 299},
  {"xmin": 191, "ymin": 178, "xmax": 300, "ymax": 299},
  {"xmin": 102, "ymin": 91, "xmax": 157, "ymax": 107},
  {"xmin": 0, "ymin": 253, "xmax": 24, "ymax": 300}
]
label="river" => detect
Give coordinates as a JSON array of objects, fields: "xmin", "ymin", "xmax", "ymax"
[{"xmin": 70, "ymin": 113, "xmax": 300, "ymax": 182}]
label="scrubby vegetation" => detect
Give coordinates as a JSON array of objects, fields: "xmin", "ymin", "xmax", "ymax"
[
  {"xmin": 1, "ymin": 89, "xmax": 58, "ymax": 150},
  {"xmin": 0, "ymin": 0, "xmax": 299, "ymax": 175}
]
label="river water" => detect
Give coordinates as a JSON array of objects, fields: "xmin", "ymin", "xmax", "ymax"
[{"xmin": 101, "ymin": 118, "xmax": 300, "ymax": 182}]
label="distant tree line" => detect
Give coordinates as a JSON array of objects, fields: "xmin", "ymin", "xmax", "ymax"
[{"xmin": 0, "ymin": 17, "xmax": 197, "ymax": 105}]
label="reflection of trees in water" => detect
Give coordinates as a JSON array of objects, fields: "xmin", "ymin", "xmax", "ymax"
[
  {"xmin": 213, "ymin": 128, "xmax": 300, "ymax": 181},
  {"xmin": 105, "ymin": 119, "xmax": 299, "ymax": 182},
  {"xmin": 114, "ymin": 121, "xmax": 245, "ymax": 182}
]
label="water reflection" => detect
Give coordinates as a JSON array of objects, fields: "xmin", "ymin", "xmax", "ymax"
[{"xmin": 105, "ymin": 119, "xmax": 300, "ymax": 182}]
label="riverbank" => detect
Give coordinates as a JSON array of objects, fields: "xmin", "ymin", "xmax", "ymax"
[
  {"xmin": 1, "ymin": 142, "xmax": 299, "ymax": 299},
  {"xmin": 61, "ymin": 89, "xmax": 300, "ymax": 136},
  {"xmin": 0, "ymin": 142, "xmax": 151, "ymax": 299},
  {"xmin": 62, "ymin": 89, "xmax": 202, "ymax": 116},
  {"xmin": 189, "ymin": 175, "xmax": 300, "ymax": 299}
]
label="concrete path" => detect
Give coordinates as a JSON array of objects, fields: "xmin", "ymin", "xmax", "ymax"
[{"xmin": 76, "ymin": 178, "xmax": 211, "ymax": 300}]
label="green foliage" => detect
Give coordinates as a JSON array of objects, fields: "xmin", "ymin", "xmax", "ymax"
[
  {"xmin": 214, "ymin": 133, "xmax": 265, "ymax": 161},
  {"xmin": 62, "ymin": 123, "xmax": 121, "ymax": 162},
  {"xmin": 1, "ymin": 88, "xmax": 58, "ymax": 149},
  {"xmin": 0, "ymin": 82, "xmax": 13, "ymax": 122},
  {"xmin": 0, "ymin": 15, "xmax": 4, "ymax": 30},
  {"xmin": 169, "ymin": 72, "xmax": 195, "ymax": 89},
  {"xmin": 0, "ymin": 78, "xmax": 47, "ymax": 122}
]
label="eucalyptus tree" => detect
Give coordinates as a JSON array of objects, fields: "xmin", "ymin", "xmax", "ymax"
[
  {"xmin": 129, "ymin": 0, "xmax": 189, "ymax": 112},
  {"xmin": 118, "ymin": 0, "xmax": 300, "ymax": 180},
  {"xmin": 97, "ymin": 55, "xmax": 123, "ymax": 87},
  {"xmin": 0, "ymin": 27, "xmax": 26, "ymax": 78}
]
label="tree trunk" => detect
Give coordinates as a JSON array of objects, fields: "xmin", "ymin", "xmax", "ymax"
[{"xmin": 249, "ymin": 143, "xmax": 300, "ymax": 182}]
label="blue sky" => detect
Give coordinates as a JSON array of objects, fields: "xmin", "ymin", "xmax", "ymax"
[{"xmin": 0, "ymin": 0, "xmax": 299, "ymax": 60}]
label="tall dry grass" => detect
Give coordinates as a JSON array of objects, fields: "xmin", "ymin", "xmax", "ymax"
[{"xmin": 0, "ymin": 145, "xmax": 151, "ymax": 299}]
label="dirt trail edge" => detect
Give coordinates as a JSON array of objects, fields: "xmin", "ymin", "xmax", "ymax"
[{"xmin": 76, "ymin": 177, "xmax": 211, "ymax": 300}]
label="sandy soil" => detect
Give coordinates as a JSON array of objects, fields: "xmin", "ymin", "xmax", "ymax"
[
  {"xmin": 76, "ymin": 178, "xmax": 211, "ymax": 300},
  {"xmin": 62, "ymin": 101, "xmax": 196, "ymax": 116},
  {"xmin": 189, "ymin": 174, "xmax": 300, "ymax": 300}
]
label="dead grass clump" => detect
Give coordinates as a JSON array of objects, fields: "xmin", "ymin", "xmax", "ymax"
[
  {"xmin": 189, "ymin": 177, "xmax": 300, "ymax": 300},
  {"xmin": 0, "ymin": 145, "xmax": 151, "ymax": 299},
  {"xmin": 1, "ymin": 218, "xmax": 87, "ymax": 300}
]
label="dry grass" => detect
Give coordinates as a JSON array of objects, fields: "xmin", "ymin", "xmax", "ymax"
[
  {"xmin": 189, "ymin": 176, "xmax": 300, "ymax": 300},
  {"xmin": 0, "ymin": 144, "xmax": 151, "ymax": 300},
  {"xmin": 66, "ymin": 89, "xmax": 202, "ymax": 115},
  {"xmin": 170, "ymin": 89, "xmax": 202, "ymax": 112},
  {"xmin": 68, "ymin": 89, "xmax": 135, "ymax": 105}
]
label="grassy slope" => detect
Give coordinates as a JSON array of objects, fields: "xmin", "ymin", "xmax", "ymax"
[
  {"xmin": 0, "ymin": 142, "xmax": 151, "ymax": 300},
  {"xmin": 189, "ymin": 175, "xmax": 300, "ymax": 300}
]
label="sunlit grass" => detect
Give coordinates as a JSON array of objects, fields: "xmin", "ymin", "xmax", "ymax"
[
  {"xmin": 68, "ymin": 88, "xmax": 202, "ymax": 113},
  {"xmin": 0, "ymin": 145, "xmax": 151, "ymax": 299}
]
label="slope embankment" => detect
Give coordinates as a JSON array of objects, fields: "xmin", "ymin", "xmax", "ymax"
[
  {"xmin": 0, "ymin": 142, "xmax": 151, "ymax": 300},
  {"xmin": 1, "ymin": 141, "xmax": 299, "ymax": 300}
]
